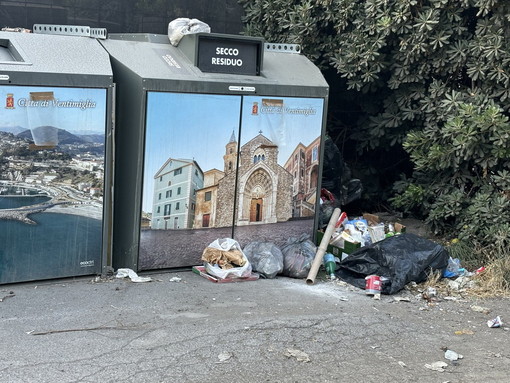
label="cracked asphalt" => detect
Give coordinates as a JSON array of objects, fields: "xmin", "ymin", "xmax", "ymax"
[{"xmin": 1, "ymin": 272, "xmax": 509, "ymax": 382}]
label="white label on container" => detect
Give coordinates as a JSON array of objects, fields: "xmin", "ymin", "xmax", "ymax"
[
  {"xmin": 228, "ymin": 86, "xmax": 256, "ymax": 92},
  {"xmin": 80, "ymin": 260, "xmax": 95, "ymax": 267}
]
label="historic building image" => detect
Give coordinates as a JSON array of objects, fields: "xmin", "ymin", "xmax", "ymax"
[
  {"xmin": 234, "ymin": 133, "xmax": 293, "ymax": 226},
  {"xmin": 139, "ymin": 93, "xmax": 324, "ymax": 270},
  {"xmin": 284, "ymin": 136, "xmax": 321, "ymax": 218},
  {"xmin": 194, "ymin": 168, "xmax": 224, "ymax": 228},
  {"xmin": 194, "ymin": 131, "xmax": 319, "ymax": 228},
  {"xmin": 151, "ymin": 158, "xmax": 203, "ymax": 230}
]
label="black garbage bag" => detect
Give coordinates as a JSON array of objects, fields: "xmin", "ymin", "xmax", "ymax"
[
  {"xmin": 335, "ymin": 233, "xmax": 449, "ymax": 294},
  {"xmin": 321, "ymin": 136, "xmax": 362, "ymax": 206},
  {"xmin": 321, "ymin": 136, "xmax": 345, "ymax": 197},
  {"xmin": 319, "ymin": 136, "xmax": 362, "ymax": 228}
]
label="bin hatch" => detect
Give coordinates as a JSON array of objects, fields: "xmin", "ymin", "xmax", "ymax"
[{"xmin": 0, "ymin": 38, "xmax": 25, "ymax": 63}]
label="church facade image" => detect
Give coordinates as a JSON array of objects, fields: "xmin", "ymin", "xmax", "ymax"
[
  {"xmin": 194, "ymin": 132, "xmax": 297, "ymax": 229},
  {"xmin": 139, "ymin": 92, "xmax": 324, "ymax": 269}
]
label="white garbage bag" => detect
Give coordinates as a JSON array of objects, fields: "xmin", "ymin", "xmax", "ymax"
[{"xmin": 168, "ymin": 18, "xmax": 211, "ymax": 46}]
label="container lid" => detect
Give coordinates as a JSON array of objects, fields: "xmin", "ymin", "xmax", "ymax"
[
  {"xmin": 0, "ymin": 32, "xmax": 113, "ymax": 87},
  {"xmin": 100, "ymin": 33, "xmax": 328, "ymax": 97}
]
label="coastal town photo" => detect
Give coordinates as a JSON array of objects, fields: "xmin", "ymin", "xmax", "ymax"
[{"xmin": 0, "ymin": 85, "xmax": 107, "ymax": 283}]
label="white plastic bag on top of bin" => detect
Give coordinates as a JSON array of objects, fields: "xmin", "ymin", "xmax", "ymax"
[
  {"xmin": 168, "ymin": 18, "xmax": 211, "ymax": 46},
  {"xmin": 202, "ymin": 238, "xmax": 252, "ymax": 279}
]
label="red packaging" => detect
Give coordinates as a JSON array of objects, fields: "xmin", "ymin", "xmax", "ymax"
[
  {"xmin": 335, "ymin": 212, "xmax": 348, "ymax": 228},
  {"xmin": 365, "ymin": 275, "xmax": 382, "ymax": 295}
]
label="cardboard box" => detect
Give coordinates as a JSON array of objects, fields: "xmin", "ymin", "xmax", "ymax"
[
  {"xmin": 316, "ymin": 213, "xmax": 406, "ymax": 258},
  {"xmin": 316, "ymin": 230, "xmax": 361, "ymax": 258}
]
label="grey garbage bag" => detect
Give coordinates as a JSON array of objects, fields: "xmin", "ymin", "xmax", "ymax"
[
  {"xmin": 243, "ymin": 241, "xmax": 283, "ymax": 279},
  {"xmin": 335, "ymin": 233, "xmax": 449, "ymax": 294},
  {"xmin": 281, "ymin": 234, "xmax": 317, "ymax": 279}
]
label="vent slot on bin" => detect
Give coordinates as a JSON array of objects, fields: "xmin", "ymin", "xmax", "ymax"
[{"xmin": 0, "ymin": 38, "xmax": 26, "ymax": 64}]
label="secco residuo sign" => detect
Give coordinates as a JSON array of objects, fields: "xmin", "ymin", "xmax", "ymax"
[{"xmin": 196, "ymin": 35, "xmax": 262, "ymax": 76}]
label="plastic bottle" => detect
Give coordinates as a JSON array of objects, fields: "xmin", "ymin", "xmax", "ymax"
[
  {"xmin": 323, "ymin": 253, "xmax": 336, "ymax": 280},
  {"xmin": 362, "ymin": 231, "xmax": 372, "ymax": 246}
]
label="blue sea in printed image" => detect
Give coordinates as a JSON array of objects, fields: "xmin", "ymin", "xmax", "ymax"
[
  {"xmin": 0, "ymin": 196, "xmax": 51, "ymax": 209},
  {"xmin": 0, "ymin": 210, "xmax": 102, "ymax": 284}
]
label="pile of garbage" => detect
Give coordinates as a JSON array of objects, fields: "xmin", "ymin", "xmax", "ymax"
[
  {"xmin": 412, "ymin": 256, "xmax": 488, "ymax": 300},
  {"xmin": 196, "ymin": 209, "xmax": 450, "ymax": 296},
  {"xmin": 325, "ymin": 212, "xmax": 406, "ymax": 259},
  {"xmin": 199, "ymin": 235, "xmax": 318, "ymax": 281},
  {"xmin": 315, "ymin": 208, "xmax": 450, "ymax": 295}
]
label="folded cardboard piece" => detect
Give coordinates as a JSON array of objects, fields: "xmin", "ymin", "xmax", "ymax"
[
  {"xmin": 192, "ymin": 265, "xmax": 259, "ymax": 283},
  {"xmin": 362, "ymin": 213, "xmax": 406, "ymax": 233}
]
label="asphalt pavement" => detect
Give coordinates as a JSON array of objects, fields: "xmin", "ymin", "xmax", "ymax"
[{"xmin": 1, "ymin": 269, "xmax": 510, "ymax": 383}]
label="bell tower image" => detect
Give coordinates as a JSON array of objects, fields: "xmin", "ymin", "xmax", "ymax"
[{"xmin": 223, "ymin": 131, "xmax": 238, "ymax": 174}]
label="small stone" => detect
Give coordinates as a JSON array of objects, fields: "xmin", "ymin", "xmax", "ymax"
[
  {"xmin": 284, "ymin": 348, "xmax": 310, "ymax": 363},
  {"xmin": 217, "ymin": 351, "xmax": 233, "ymax": 363},
  {"xmin": 425, "ymin": 361, "xmax": 448, "ymax": 372},
  {"xmin": 394, "ymin": 297, "xmax": 411, "ymax": 302}
]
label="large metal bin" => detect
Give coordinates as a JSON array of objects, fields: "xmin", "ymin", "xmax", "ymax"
[
  {"xmin": 101, "ymin": 32, "xmax": 328, "ymax": 271},
  {"xmin": 0, "ymin": 30, "xmax": 113, "ymax": 284}
]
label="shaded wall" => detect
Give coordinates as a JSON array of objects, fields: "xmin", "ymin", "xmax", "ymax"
[{"xmin": 0, "ymin": 0, "xmax": 244, "ymax": 34}]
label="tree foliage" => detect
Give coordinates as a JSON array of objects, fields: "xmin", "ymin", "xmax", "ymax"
[{"xmin": 239, "ymin": 0, "xmax": 510, "ymax": 246}]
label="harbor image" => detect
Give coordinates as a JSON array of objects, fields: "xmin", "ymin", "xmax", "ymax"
[{"xmin": 0, "ymin": 85, "xmax": 107, "ymax": 283}]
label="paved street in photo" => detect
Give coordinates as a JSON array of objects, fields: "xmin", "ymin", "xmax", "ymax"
[{"xmin": 140, "ymin": 219, "xmax": 315, "ymax": 269}]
